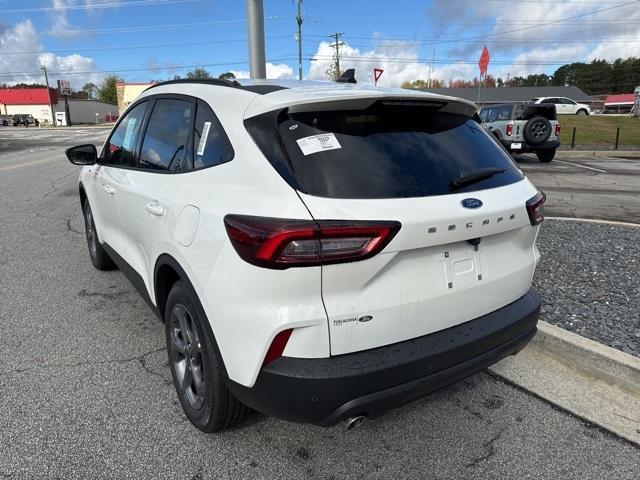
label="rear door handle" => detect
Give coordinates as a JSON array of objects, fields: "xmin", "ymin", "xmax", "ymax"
[
  {"xmin": 103, "ymin": 184, "xmax": 115, "ymax": 195},
  {"xmin": 145, "ymin": 201, "xmax": 165, "ymax": 217}
]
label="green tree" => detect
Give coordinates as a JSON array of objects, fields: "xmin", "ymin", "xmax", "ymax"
[
  {"xmin": 186, "ymin": 67, "xmax": 212, "ymax": 79},
  {"xmin": 218, "ymin": 71, "xmax": 236, "ymax": 80},
  {"xmin": 97, "ymin": 75, "xmax": 122, "ymax": 105}
]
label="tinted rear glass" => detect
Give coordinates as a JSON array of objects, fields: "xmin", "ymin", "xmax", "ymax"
[{"xmin": 246, "ymin": 101, "xmax": 523, "ymax": 199}]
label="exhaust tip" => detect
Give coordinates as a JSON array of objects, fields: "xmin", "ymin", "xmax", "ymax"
[{"xmin": 346, "ymin": 415, "xmax": 365, "ymax": 431}]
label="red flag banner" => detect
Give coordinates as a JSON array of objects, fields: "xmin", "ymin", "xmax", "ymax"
[
  {"xmin": 373, "ymin": 68, "xmax": 384, "ymax": 85},
  {"xmin": 478, "ymin": 46, "xmax": 490, "ymax": 77}
]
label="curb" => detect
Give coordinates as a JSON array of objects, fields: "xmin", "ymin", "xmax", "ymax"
[
  {"xmin": 546, "ymin": 217, "xmax": 640, "ymax": 228},
  {"xmin": 532, "ymin": 321, "xmax": 640, "ymax": 395},
  {"xmin": 37, "ymin": 125, "xmax": 113, "ymax": 130},
  {"xmin": 557, "ymin": 150, "xmax": 640, "ymax": 158}
]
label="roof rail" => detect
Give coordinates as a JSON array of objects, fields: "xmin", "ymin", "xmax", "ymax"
[{"xmin": 144, "ymin": 78, "xmax": 242, "ymax": 92}]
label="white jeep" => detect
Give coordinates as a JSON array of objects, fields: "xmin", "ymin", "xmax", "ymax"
[{"xmin": 66, "ymin": 78, "xmax": 544, "ymax": 432}]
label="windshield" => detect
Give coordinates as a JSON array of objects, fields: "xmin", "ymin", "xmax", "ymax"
[{"xmin": 245, "ymin": 101, "xmax": 523, "ymax": 199}]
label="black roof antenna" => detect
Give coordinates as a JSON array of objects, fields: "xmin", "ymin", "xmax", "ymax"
[{"xmin": 336, "ymin": 68, "xmax": 357, "ymax": 84}]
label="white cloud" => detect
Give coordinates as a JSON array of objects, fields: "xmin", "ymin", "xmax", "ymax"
[
  {"xmin": 493, "ymin": 44, "xmax": 587, "ymax": 79},
  {"xmin": 231, "ymin": 62, "xmax": 294, "ymax": 79},
  {"xmin": 48, "ymin": 0, "xmax": 117, "ymax": 39},
  {"xmin": 0, "ymin": 20, "xmax": 102, "ymax": 89},
  {"xmin": 305, "ymin": 40, "xmax": 473, "ymax": 87},
  {"xmin": 588, "ymin": 32, "xmax": 640, "ymax": 61},
  {"xmin": 419, "ymin": 0, "xmax": 640, "ymax": 80}
]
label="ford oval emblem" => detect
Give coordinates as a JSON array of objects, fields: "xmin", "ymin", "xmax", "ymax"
[
  {"xmin": 358, "ymin": 315, "xmax": 373, "ymax": 323},
  {"xmin": 461, "ymin": 198, "xmax": 483, "ymax": 209}
]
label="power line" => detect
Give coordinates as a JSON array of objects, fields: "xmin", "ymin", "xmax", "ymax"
[
  {"xmin": 303, "ymin": 35, "xmax": 640, "ymax": 48},
  {"xmin": 0, "ymin": 56, "xmax": 298, "ymax": 79},
  {"xmin": 3, "ymin": 0, "xmax": 198, "ymax": 14},
  {"xmin": 447, "ymin": 0, "xmax": 640, "ymax": 43},
  {"xmin": 40, "ymin": 16, "xmax": 291, "ymax": 36},
  {"xmin": 0, "ymin": 36, "xmax": 293, "ymax": 56},
  {"xmin": 307, "ymin": 54, "xmax": 597, "ymax": 66}
]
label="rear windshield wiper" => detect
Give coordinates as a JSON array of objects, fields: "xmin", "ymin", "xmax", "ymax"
[{"xmin": 450, "ymin": 167, "xmax": 505, "ymax": 190}]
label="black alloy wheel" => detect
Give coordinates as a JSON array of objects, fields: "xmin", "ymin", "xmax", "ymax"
[
  {"xmin": 164, "ymin": 281, "xmax": 246, "ymax": 432},
  {"xmin": 168, "ymin": 303, "xmax": 206, "ymax": 411}
]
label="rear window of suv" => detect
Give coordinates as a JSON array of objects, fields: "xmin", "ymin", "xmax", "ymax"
[{"xmin": 245, "ymin": 100, "xmax": 523, "ymax": 199}]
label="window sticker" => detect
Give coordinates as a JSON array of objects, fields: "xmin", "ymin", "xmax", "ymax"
[
  {"xmin": 296, "ymin": 133, "xmax": 342, "ymax": 156},
  {"xmin": 122, "ymin": 118, "xmax": 138, "ymax": 150},
  {"xmin": 197, "ymin": 121, "xmax": 211, "ymax": 156}
]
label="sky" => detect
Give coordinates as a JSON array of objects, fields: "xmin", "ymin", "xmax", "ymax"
[{"xmin": 1, "ymin": 0, "xmax": 639, "ymax": 90}]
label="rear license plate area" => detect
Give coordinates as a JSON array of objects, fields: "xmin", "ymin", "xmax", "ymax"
[{"xmin": 441, "ymin": 243, "xmax": 484, "ymax": 290}]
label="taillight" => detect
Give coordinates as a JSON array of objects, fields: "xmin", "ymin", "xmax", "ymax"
[
  {"xmin": 263, "ymin": 329, "xmax": 293, "ymax": 365},
  {"xmin": 224, "ymin": 215, "xmax": 401, "ymax": 269},
  {"xmin": 555, "ymin": 123, "xmax": 561, "ymax": 136},
  {"xmin": 526, "ymin": 192, "xmax": 546, "ymax": 226},
  {"xmin": 506, "ymin": 124, "xmax": 513, "ymax": 136}
]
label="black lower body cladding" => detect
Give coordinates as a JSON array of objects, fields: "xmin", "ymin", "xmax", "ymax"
[{"xmin": 227, "ymin": 290, "xmax": 541, "ymax": 425}]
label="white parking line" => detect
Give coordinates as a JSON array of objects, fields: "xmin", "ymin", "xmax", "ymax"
[
  {"xmin": 555, "ymin": 160, "xmax": 607, "ymax": 173},
  {"xmin": 0, "ymin": 157, "xmax": 58, "ymax": 172}
]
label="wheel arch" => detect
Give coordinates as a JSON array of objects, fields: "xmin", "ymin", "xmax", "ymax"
[
  {"xmin": 79, "ymin": 182, "xmax": 87, "ymax": 208},
  {"xmin": 154, "ymin": 253, "xmax": 192, "ymax": 321},
  {"xmin": 154, "ymin": 253, "xmax": 232, "ymax": 377}
]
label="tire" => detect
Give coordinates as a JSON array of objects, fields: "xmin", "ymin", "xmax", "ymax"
[
  {"xmin": 82, "ymin": 200, "xmax": 115, "ymax": 270},
  {"xmin": 523, "ymin": 116, "xmax": 552, "ymax": 145},
  {"xmin": 165, "ymin": 281, "xmax": 246, "ymax": 432},
  {"xmin": 537, "ymin": 149, "xmax": 556, "ymax": 163},
  {"xmin": 576, "ymin": 109, "xmax": 588, "ymax": 116}
]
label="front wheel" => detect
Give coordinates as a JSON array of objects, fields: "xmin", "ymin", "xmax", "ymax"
[
  {"xmin": 165, "ymin": 281, "xmax": 246, "ymax": 432},
  {"xmin": 537, "ymin": 149, "xmax": 556, "ymax": 163},
  {"xmin": 576, "ymin": 109, "xmax": 588, "ymax": 116}
]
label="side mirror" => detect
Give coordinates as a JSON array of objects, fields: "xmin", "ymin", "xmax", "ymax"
[{"xmin": 66, "ymin": 144, "xmax": 97, "ymax": 165}]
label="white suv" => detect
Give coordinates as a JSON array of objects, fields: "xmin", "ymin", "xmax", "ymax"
[
  {"xmin": 66, "ymin": 78, "xmax": 544, "ymax": 432},
  {"xmin": 530, "ymin": 97, "xmax": 590, "ymax": 115}
]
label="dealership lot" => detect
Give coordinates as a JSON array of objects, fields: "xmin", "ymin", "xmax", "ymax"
[
  {"xmin": 1, "ymin": 128, "xmax": 639, "ymax": 479},
  {"xmin": 515, "ymin": 153, "xmax": 640, "ymax": 222}
]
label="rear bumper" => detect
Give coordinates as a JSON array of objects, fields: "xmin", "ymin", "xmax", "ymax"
[
  {"xmin": 504, "ymin": 139, "xmax": 560, "ymax": 152},
  {"xmin": 227, "ymin": 290, "xmax": 540, "ymax": 426}
]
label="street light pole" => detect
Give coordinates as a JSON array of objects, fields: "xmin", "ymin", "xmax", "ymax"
[
  {"xmin": 246, "ymin": 0, "xmax": 267, "ymax": 79},
  {"xmin": 40, "ymin": 66, "xmax": 56, "ymax": 127}
]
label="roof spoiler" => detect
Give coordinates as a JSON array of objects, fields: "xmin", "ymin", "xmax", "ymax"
[{"xmin": 336, "ymin": 69, "xmax": 357, "ymax": 84}]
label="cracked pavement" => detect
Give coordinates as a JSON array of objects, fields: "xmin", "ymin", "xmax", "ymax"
[{"xmin": 1, "ymin": 128, "xmax": 639, "ymax": 479}]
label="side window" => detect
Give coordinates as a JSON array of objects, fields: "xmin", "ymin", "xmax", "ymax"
[
  {"xmin": 104, "ymin": 102, "xmax": 147, "ymax": 167},
  {"xmin": 139, "ymin": 98, "xmax": 193, "ymax": 171},
  {"xmin": 541, "ymin": 98, "xmax": 554, "ymax": 104},
  {"xmin": 497, "ymin": 105, "xmax": 511, "ymax": 120},
  {"xmin": 192, "ymin": 100, "xmax": 234, "ymax": 169},
  {"xmin": 478, "ymin": 109, "xmax": 488, "ymax": 122}
]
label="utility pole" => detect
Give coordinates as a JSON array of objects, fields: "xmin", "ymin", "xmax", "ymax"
[
  {"xmin": 296, "ymin": 0, "xmax": 303, "ymax": 81},
  {"xmin": 40, "ymin": 66, "xmax": 55, "ymax": 128},
  {"xmin": 246, "ymin": 0, "xmax": 266, "ymax": 79},
  {"xmin": 328, "ymin": 32, "xmax": 345, "ymax": 79}
]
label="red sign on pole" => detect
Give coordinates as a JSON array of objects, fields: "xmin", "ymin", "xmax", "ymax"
[
  {"xmin": 374, "ymin": 68, "xmax": 384, "ymax": 85},
  {"xmin": 478, "ymin": 46, "xmax": 490, "ymax": 77}
]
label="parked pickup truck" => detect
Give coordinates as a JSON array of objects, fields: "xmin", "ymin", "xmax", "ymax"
[{"xmin": 479, "ymin": 103, "xmax": 560, "ymax": 162}]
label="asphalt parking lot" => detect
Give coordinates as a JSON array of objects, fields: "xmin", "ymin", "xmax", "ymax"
[
  {"xmin": 1, "ymin": 128, "xmax": 639, "ymax": 479},
  {"xmin": 515, "ymin": 153, "xmax": 640, "ymax": 222}
]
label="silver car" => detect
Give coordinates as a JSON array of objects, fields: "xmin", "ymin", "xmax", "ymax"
[{"xmin": 479, "ymin": 103, "xmax": 560, "ymax": 163}]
